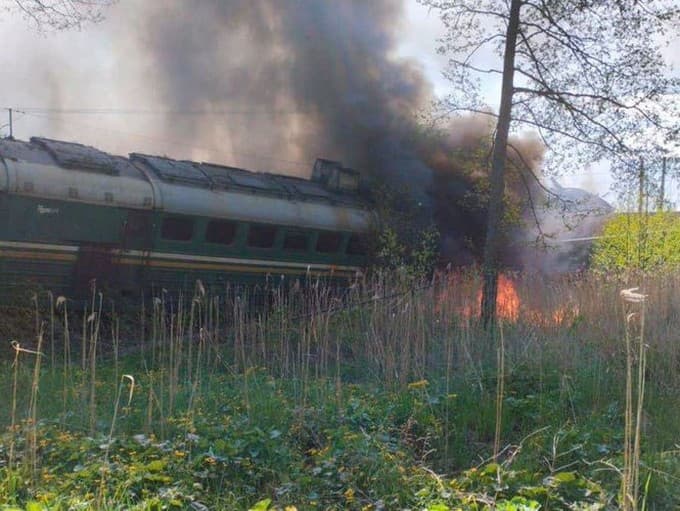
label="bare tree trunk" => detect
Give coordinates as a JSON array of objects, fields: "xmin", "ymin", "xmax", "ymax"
[{"xmin": 481, "ymin": 0, "xmax": 522, "ymax": 328}]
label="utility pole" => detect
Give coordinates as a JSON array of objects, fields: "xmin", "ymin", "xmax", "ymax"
[
  {"xmin": 638, "ymin": 157, "xmax": 645, "ymax": 215},
  {"xmin": 659, "ymin": 156, "xmax": 667, "ymax": 211},
  {"xmin": 8, "ymin": 108, "xmax": 13, "ymax": 139},
  {"xmin": 638, "ymin": 158, "xmax": 646, "ymax": 270}
]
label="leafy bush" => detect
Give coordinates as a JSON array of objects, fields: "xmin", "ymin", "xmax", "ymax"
[{"xmin": 591, "ymin": 212, "xmax": 680, "ymax": 272}]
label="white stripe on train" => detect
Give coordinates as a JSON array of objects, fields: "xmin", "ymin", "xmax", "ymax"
[{"xmin": 0, "ymin": 240, "xmax": 362, "ymax": 273}]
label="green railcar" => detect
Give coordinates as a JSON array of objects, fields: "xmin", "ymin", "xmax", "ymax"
[{"xmin": 0, "ymin": 137, "xmax": 372, "ymax": 299}]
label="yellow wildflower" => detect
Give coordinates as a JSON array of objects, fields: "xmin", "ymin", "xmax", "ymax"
[{"xmin": 408, "ymin": 379, "xmax": 429, "ymax": 390}]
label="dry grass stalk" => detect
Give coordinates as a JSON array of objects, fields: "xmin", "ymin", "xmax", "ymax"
[
  {"xmin": 620, "ymin": 286, "xmax": 648, "ymax": 511},
  {"xmin": 7, "ymin": 337, "xmax": 44, "ymax": 479},
  {"xmin": 493, "ymin": 320, "xmax": 505, "ymax": 462},
  {"xmin": 88, "ymin": 287, "xmax": 103, "ymax": 436},
  {"xmin": 99, "ymin": 374, "xmax": 135, "ymax": 506},
  {"xmin": 8, "ymin": 341, "xmax": 22, "ymax": 472},
  {"xmin": 48, "ymin": 291, "xmax": 55, "ymax": 373},
  {"xmin": 56, "ymin": 296, "xmax": 70, "ymax": 426},
  {"xmin": 111, "ymin": 304, "xmax": 120, "ymax": 384},
  {"xmin": 27, "ymin": 326, "xmax": 45, "ymax": 479}
]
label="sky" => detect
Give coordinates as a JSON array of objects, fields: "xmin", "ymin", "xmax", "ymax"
[
  {"xmin": 397, "ymin": 3, "xmax": 680, "ymax": 208},
  {"xmin": 1, "ymin": 0, "xmax": 678, "ymax": 208}
]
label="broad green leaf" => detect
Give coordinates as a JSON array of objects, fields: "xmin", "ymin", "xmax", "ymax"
[
  {"xmin": 481, "ymin": 462, "xmax": 500, "ymax": 476},
  {"xmin": 551, "ymin": 471, "xmax": 577, "ymax": 484},
  {"xmin": 145, "ymin": 459, "xmax": 167, "ymax": 472},
  {"xmin": 248, "ymin": 499, "xmax": 272, "ymax": 511}
]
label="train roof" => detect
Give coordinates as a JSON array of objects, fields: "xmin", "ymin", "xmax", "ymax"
[
  {"xmin": 0, "ymin": 137, "xmax": 148, "ymax": 180},
  {"xmin": 0, "ymin": 137, "xmax": 367, "ymax": 208},
  {"xmin": 0, "ymin": 136, "xmax": 373, "ymax": 232}
]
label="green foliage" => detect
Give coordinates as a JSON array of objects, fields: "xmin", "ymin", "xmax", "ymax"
[
  {"xmin": 372, "ymin": 185, "xmax": 440, "ymax": 277},
  {"xmin": 8, "ymin": 272, "xmax": 680, "ymax": 508},
  {"xmin": 591, "ymin": 212, "xmax": 680, "ymax": 272},
  {"xmin": 2, "ymin": 359, "xmax": 658, "ymax": 511},
  {"xmin": 376, "ymin": 224, "xmax": 440, "ymax": 278},
  {"xmin": 0, "ymin": 369, "xmax": 627, "ymax": 511}
]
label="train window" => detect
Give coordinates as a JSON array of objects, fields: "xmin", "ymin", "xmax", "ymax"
[
  {"xmin": 247, "ymin": 224, "xmax": 277, "ymax": 249},
  {"xmin": 346, "ymin": 234, "xmax": 368, "ymax": 256},
  {"xmin": 206, "ymin": 219, "xmax": 237, "ymax": 245},
  {"xmin": 316, "ymin": 231, "xmax": 342, "ymax": 253},
  {"xmin": 283, "ymin": 230, "xmax": 308, "ymax": 251},
  {"xmin": 161, "ymin": 216, "xmax": 194, "ymax": 241}
]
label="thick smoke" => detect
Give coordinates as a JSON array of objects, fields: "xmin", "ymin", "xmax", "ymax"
[
  {"xmin": 7, "ymin": 0, "xmax": 583, "ymax": 268},
  {"xmin": 138, "ymin": 1, "xmax": 432, "ymax": 180},
  {"xmin": 136, "ymin": 0, "xmax": 553, "ymax": 264}
]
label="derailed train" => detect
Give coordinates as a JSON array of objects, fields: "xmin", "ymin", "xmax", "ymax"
[{"xmin": 0, "ymin": 137, "xmax": 372, "ymax": 298}]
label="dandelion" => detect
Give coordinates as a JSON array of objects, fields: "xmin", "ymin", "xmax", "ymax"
[
  {"xmin": 57, "ymin": 431, "xmax": 74, "ymax": 442},
  {"xmin": 408, "ymin": 379, "xmax": 429, "ymax": 390}
]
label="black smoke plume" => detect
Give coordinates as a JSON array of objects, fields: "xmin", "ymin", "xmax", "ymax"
[
  {"xmin": 139, "ymin": 1, "xmax": 429, "ymax": 175},
  {"xmin": 136, "ymin": 0, "xmax": 552, "ymax": 265}
]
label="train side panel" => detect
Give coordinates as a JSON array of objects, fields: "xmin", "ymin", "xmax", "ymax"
[
  {"xmin": 0, "ymin": 137, "xmax": 372, "ymax": 301},
  {"xmin": 0, "ymin": 193, "xmax": 367, "ymax": 298}
]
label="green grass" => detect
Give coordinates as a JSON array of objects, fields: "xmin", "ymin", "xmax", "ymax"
[
  {"xmin": 1, "ymin": 270, "xmax": 680, "ymax": 509},
  {"xmin": 0, "ymin": 370, "xmax": 615, "ymax": 510}
]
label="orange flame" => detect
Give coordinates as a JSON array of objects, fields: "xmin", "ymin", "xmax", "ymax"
[
  {"xmin": 435, "ymin": 272, "xmax": 520, "ymax": 323},
  {"xmin": 495, "ymin": 274, "xmax": 520, "ymax": 322},
  {"xmin": 436, "ymin": 272, "xmax": 578, "ymax": 326}
]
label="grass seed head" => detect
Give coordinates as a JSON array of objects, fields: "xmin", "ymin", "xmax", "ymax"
[{"xmin": 620, "ymin": 287, "xmax": 647, "ymax": 304}]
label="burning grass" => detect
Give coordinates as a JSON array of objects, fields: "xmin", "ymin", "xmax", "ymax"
[{"xmin": 2, "ymin": 269, "xmax": 680, "ymax": 509}]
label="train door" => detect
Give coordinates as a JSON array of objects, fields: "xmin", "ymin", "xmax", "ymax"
[
  {"xmin": 73, "ymin": 244, "xmax": 116, "ymax": 295},
  {"xmin": 119, "ymin": 209, "xmax": 154, "ymax": 295},
  {"xmin": 0, "ymin": 193, "xmax": 7, "ymax": 288},
  {"xmin": 72, "ymin": 209, "xmax": 153, "ymax": 298},
  {"xmin": 0, "ymin": 193, "xmax": 6, "ymax": 220}
]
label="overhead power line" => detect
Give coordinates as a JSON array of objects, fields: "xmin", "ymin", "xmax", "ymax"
[
  {"xmin": 12, "ymin": 107, "xmax": 313, "ymax": 116},
  {"xmin": 14, "ymin": 110, "xmax": 315, "ymax": 171}
]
